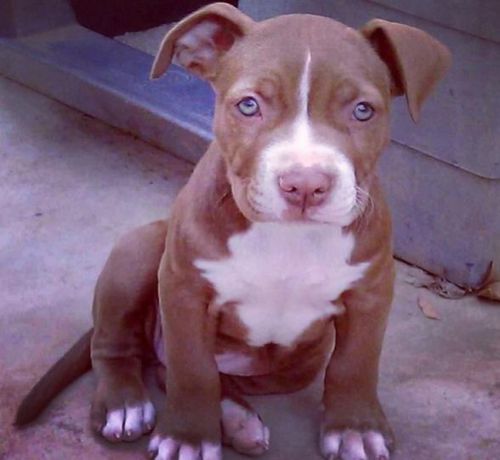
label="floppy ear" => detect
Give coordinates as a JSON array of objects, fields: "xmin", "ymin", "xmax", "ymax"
[
  {"xmin": 150, "ymin": 2, "xmax": 254, "ymax": 81},
  {"xmin": 361, "ymin": 19, "xmax": 451, "ymax": 122}
]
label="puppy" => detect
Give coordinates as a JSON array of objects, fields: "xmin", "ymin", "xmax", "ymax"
[{"xmin": 15, "ymin": 3, "xmax": 450, "ymax": 460}]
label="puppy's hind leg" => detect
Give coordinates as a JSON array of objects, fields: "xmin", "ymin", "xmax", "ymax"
[
  {"xmin": 220, "ymin": 375, "xmax": 270, "ymax": 456},
  {"xmin": 90, "ymin": 221, "xmax": 167, "ymax": 443}
]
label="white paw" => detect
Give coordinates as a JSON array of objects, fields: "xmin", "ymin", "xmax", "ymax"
[
  {"xmin": 148, "ymin": 435, "xmax": 222, "ymax": 460},
  {"xmin": 221, "ymin": 398, "xmax": 270, "ymax": 456},
  {"xmin": 321, "ymin": 429, "xmax": 390, "ymax": 460},
  {"xmin": 101, "ymin": 401, "xmax": 155, "ymax": 442}
]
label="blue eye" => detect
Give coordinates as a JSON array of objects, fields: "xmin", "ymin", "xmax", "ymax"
[
  {"xmin": 353, "ymin": 102, "xmax": 375, "ymax": 121},
  {"xmin": 237, "ymin": 97, "xmax": 260, "ymax": 116}
]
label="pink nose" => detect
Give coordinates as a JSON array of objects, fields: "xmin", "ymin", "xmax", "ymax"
[{"xmin": 278, "ymin": 168, "xmax": 333, "ymax": 209}]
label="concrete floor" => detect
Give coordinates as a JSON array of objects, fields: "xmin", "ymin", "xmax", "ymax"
[{"xmin": 1, "ymin": 76, "xmax": 499, "ymax": 460}]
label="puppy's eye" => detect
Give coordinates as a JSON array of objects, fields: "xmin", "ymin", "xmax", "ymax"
[
  {"xmin": 353, "ymin": 102, "xmax": 375, "ymax": 121},
  {"xmin": 237, "ymin": 97, "xmax": 260, "ymax": 117}
]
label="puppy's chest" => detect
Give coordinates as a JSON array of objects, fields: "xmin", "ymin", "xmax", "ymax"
[{"xmin": 195, "ymin": 223, "xmax": 368, "ymax": 347}]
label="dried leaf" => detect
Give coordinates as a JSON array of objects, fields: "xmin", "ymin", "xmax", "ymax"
[
  {"xmin": 399, "ymin": 263, "xmax": 466, "ymax": 299},
  {"xmin": 417, "ymin": 296, "xmax": 440, "ymax": 320},
  {"xmin": 478, "ymin": 281, "xmax": 500, "ymax": 302},
  {"xmin": 429, "ymin": 279, "xmax": 467, "ymax": 299}
]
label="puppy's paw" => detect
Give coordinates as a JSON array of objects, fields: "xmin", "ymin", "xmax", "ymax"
[
  {"xmin": 221, "ymin": 398, "xmax": 270, "ymax": 456},
  {"xmin": 321, "ymin": 393, "xmax": 394, "ymax": 460},
  {"xmin": 91, "ymin": 395, "xmax": 156, "ymax": 442},
  {"xmin": 320, "ymin": 428, "xmax": 390, "ymax": 460},
  {"xmin": 148, "ymin": 435, "xmax": 222, "ymax": 460},
  {"xmin": 101, "ymin": 401, "xmax": 155, "ymax": 442}
]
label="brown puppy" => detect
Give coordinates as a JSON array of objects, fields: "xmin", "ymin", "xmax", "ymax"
[{"xmin": 15, "ymin": 3, "xmax": 450, "ymax": 460}]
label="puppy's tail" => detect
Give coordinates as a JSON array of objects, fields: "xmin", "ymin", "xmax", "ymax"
[{"xmin": 14, "ymin": 328, "xmax": 93, "ymax": 426}]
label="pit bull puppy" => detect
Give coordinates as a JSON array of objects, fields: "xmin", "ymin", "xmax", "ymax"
[{"xmin": 15, "ymin": 3, "xmax": 450, "ymax": 460}]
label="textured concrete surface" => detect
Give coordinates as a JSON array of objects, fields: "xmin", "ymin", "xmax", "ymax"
[{"xmin": 1, "ymin": 76, "xmax": 499, "ymax": 460}]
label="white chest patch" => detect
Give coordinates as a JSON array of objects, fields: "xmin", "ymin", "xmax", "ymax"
[{"xmin": 195, "ymin": 223, "xmax": 369, "ymax": 347}]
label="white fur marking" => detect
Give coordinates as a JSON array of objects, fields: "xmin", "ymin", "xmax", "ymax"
[
  {"xmin": 196, "ymin": 223, "xmax": 368, "ymax": 347},
  {"xmin": 124, "ymin": 406, "xmax": 142, "ymax": 433},
  {"xmin": 178, "ymin": 444, "xmax": 200, "ymax": 460},
  {"xmin": 149, "ymin": 434, "xmax": 161, "ymax": 452},
  {"xmin": 102, "ymin": 408, "xmax": 124, "ymax": 438},
  {"xmin": 322, "ymin": 429, "xmax": 390, "ymax": 460},
  {"xmin": 298, "ymin": 50, "xmax": 311, "ymax": 120},
  {"xmin": 149, "ymin": 436, "xmax": 222, "ymax": 460},
  {"xmin": 341, "ymin": 430, "xmax": 368, "ymax": 459},
  {"xmin": 215, "ymin": 351, "xmax": 255, "ymax": 375},
  {"xmin": 321, "ymin": 431, "xmax": 342, "ymax": 456},
  {"xmin": 102, "ymin": 401, "xmax": 155, "ymax": 440},
  {"xmin": 364, "ymin": 431, "xmax": 390, "ymax": 458},
  {"xmin": 156, "ymin": 438, "xmax": 178, "ymax": 459},
  {"xmin": 201, "ymin": 442, "xmax": 223, "ymax": 460},
  {"xmin": 143, "ymin": 401, "xmax": 156, "ymax": 428}
]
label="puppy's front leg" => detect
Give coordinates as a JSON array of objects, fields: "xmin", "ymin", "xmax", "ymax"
[
  {"xmin": 149, "ymin": 265, "xmax": 222, "ymax": 460},
  {"xmin": 321, "ymin": 256, "xmax": 395, "ymax": 460}
]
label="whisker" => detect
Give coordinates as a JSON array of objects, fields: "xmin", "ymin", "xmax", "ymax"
[{"xmin": 354, "ymin": 185, "xmax": 374, "ymax": 220}]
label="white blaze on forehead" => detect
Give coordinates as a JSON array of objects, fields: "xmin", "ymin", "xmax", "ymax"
[
  {"xmin": 293, "ymin": 49, "xmax": 315, "ymax": 162},
  {"xmin": 247, "ymin": 48, "xmax": 359, "ymax": 225},
  {"xmin": 298, "ymin": 50, "xmax": 312, "ymax": 120}
]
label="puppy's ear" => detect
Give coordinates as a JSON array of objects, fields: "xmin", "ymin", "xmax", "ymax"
[
  {"xmin": 151, "ymin": 2, "xmax": 254, "ymax": 81},
  {"xmin": 361, "ymin": 19, "xmax": 451, "ymax": 122}
]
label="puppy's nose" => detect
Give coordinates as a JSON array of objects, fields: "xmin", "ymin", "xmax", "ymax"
[{"xmin": 278, "ymin": 168, "xmax": 333, "ymax": 208}]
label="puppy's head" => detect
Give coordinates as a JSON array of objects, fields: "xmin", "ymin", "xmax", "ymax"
[{"xmin": 152, "ymin": 3, "xmax": 450, "ymax": 226}]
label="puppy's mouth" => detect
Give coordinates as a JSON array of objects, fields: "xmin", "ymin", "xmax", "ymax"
[
  {"xmin": 280, "ymin": 206, "xmax": 327, "ymax": 223},
  {"xmin": 279, "ymin": 204, "xmax": 350, "ymax": 225}
]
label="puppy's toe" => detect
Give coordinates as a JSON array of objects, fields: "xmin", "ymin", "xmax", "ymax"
[
  {"xmin": 148, "ymin": 435, "xmax": 222, "ymax": 460},
  {"xmin": 101, "ymin": 408, "xmax": 125, "ymax": 442},
  {"xmin": 363, "ymin": 431, "xmax": 390, "ymax": 460},
  {"xmin": 101, "ymin": 401, "xmax": 156, "ymax": 442},
  {"xmin": 221, "ymin": 398, "xmax": 270, "ymax": 456},
  {"xmin": 321, "ymin": 429, "xmax": 390, "ymax": 460}
]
